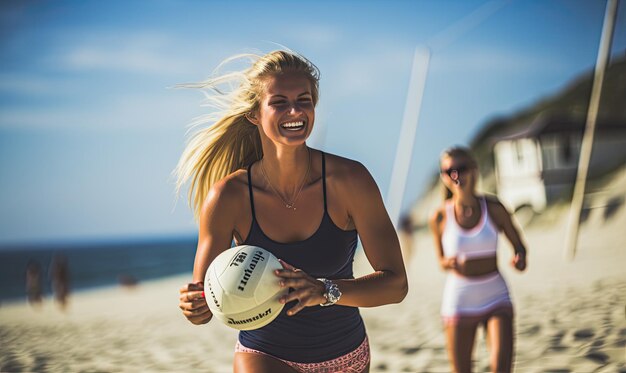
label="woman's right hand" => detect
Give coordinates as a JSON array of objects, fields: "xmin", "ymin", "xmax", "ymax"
[{"xmin": 179, "ymin": 282, "xmax": 212, "ymax": 325}]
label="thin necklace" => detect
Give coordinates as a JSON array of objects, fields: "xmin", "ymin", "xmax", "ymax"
[
  {"xmin": 456, "ymin": 197, "xmax": 479, "ymax": 218},
  {"xmin": 460, "ymin": 204, "xmax": 475, "ymax": 218},
  {"xmin": 260, "ymin": 148, "xmax": 311, "ymax": 211}
]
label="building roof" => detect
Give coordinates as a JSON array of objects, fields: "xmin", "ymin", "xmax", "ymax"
[{"xmin": 495, "ymin": 113, "xmax": 626, "ymax": 141}]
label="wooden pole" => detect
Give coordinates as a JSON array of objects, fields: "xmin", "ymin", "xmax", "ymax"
[
  {"xmin": 386, "ymin": 47, "xmax": 430, "ymax": 226},
  {"xmin": 564, "ymin": 0, "xmax": 619, "ymax": 260}
]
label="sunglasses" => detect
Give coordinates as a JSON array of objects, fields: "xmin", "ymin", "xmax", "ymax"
[{"xmin": 440, "ymin": 164, "xmax": 473, "ymax": 179}]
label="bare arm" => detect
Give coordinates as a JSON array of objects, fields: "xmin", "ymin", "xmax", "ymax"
[
  {"xmin": 429, "ymin": 207, "xmax": 457, "ymax": 271},
  {"xmin": 333, "ymin": 162, "xmax": 408, "ymax": 307},
  {"xmin": 191, "ymin": 181, "xmax": 241, "ymax": 283},
  {"xmin": 179, "ymin": 177, "xmax": 242, "ymax": 324},
  {"xmin": 488, "ymin": 198, "xmax": 528, "ymax": 271}
]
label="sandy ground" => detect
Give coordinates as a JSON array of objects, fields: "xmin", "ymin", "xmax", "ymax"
[{"xmin": 1, "ymin": 174, "xmax": 625, "ymax": 372}]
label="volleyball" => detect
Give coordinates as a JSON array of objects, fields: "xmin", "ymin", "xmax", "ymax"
[{"xmin": 204, "ymin": 245, "xmax": 286, "ymax": 330}]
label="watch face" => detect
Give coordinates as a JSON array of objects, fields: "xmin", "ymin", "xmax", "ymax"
[
  {"xmin": 328, "ymin": 283, "xmax": 341, "ymax": 303},
  {"xmin": 319, "ymin": 278, "xmax": 341, "ymax": 306}
]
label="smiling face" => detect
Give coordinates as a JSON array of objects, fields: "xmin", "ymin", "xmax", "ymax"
[{"xmin": 248, "ymin": 70, "xmax": 315, "ymax": 147}]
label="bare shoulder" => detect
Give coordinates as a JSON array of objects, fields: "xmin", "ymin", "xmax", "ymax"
[
  {"xmin": 323, "ymin": 152, "xmax": 375, "ymax": 190},
  {"xmin": 321, "ymin": 152, "xmax": 381, "ymax": 221},
  {"xmin": 201, "ymin": 169, "xmax": 249, "ymax": 216},
  {"xmin": 483, "ymin": 194, "xmax": 512, "ymax": 229},
  {"xmin": 483, "ymin": 194, "xmax": 509, "ymax": 215}
]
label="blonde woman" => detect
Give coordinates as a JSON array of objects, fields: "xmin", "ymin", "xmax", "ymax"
[
  {"xmin": 429, "ymin": 146, "xmax": 528, "ymax": 373},
  {"xmin": 176, "ymin": 50, "xmax": 408, "ymax": 373}
]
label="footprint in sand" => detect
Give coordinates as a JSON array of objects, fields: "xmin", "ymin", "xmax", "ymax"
[
  {"xmin": 374, "ymin": 363, "xmax": 388, "ymax": 371},
  {"xmin": 32, "ymin": 354, "xmax": 51, "ymax": 372},
  {"xmin": 585, "ymin": 351, "xmax": 609, "ymax": 365},
  {"xmin": 590, "ymin": 337, "xmax": 605, "ymax": 348},
  {"xmin": 400, "ymin": 346, "xmax": 421, "ymax": 355},
  {"xmin": 573, "ymin": 328, "xmax": 594, "ymax": 340},
  {"xmin": 0, "ymin": 353, "xmax": 25, "ymax": 373}
]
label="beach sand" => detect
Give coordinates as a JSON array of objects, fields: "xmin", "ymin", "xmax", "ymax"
[{"xmin": 1, "ymin": 176, "xmax": 625, "ymax": 372}]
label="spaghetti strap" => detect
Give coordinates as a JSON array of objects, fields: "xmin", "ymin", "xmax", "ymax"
[
  {"xmin": 480, "ymin": 197, "xmax": 488, "ymax": 225},
  {"xmin": 322, "ymin": 152, "xmax": 327, "ymax": 212},
  {"xmin": 247, "ymin": 163, "xmax": 257, "ymax": 220}
]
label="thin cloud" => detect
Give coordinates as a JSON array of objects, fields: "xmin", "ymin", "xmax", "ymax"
[{"xmin": 52, "ymin": 30, "xmax": 198, "ymax": 75}]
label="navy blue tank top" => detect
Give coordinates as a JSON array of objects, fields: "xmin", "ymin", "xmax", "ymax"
[{"xmin": 239, "ymin": 152, "xmax": 366, "ymax": 363}]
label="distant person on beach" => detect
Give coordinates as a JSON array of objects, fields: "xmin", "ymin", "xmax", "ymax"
[
  {"xmin": 176, "ymin": 50, "xmax": 408, "ymax": 372},
  {"xmin": 429, "ymin": 146, "xmax": 528, "ymax": 373},
  {"xmin": 398, "ymin": 213, "xmax": 417, "ymax": 263},
  {"xmin": 50, "ymin": 254, "xmax": 70, "ymax": 310},
  {"xmin": 25, "ymin": 259, "xmax": 43, "ymax": 307}
]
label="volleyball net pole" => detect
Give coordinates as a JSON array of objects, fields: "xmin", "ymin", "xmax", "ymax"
[
  {"xmin": 563, "ymin": 0, "xmax": 619, "ymax": 260},
  {"xmin": 387, "ymin": 47, "xmax": 430, "ymax": 227}
]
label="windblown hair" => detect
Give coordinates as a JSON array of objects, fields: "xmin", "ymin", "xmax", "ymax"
[
  {"xmin": 174, "ymin": 50, "xmax": 320, "ymax": 220},
  {"xmin": 440, "ymin": 146, "xmax": 478, "ymax": 200}
]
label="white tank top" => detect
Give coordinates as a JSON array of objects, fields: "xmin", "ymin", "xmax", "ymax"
[{"xmin": 441, "ymin": 197, "xmax": 498, "ymax": 260}]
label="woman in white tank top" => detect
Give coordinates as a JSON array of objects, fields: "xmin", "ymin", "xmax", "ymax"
[{"xmin": 429, "ymin": 146, "xmax": 528, "ymax": 373}]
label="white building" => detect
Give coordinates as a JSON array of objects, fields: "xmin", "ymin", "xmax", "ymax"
[{"xmin": 494, "ymin": 115, "xmax": 626, "ymax": 213}]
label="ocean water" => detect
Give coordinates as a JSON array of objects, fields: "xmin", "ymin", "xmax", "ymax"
[{"xmin": 0, "ymin": 237, "xmax": 198, "ymax": 303}]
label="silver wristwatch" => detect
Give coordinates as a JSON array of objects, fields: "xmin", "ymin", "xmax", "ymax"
[{"xmin": 318, "ymin": 278, "xmax": 341, "ymax": 307}]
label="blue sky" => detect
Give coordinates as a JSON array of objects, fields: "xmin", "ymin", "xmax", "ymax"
[{"xmin": 1, "ymin": 0, "xmax": 625, "ymax": 245}]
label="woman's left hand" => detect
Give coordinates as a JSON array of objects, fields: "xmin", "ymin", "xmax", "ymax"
[{"xmin": 274, "ymin": 259, "xmax": 326, "ymax": 316}]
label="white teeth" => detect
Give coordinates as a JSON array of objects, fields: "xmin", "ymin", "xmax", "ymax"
[{"xmin": 281, "ymin": 121, "xmax": 304, "ymax": 130}]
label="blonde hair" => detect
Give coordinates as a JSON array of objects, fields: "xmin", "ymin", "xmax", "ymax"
[{"xmin": 174, "ymin": 50, "xmax": 320, "ymax": 220}]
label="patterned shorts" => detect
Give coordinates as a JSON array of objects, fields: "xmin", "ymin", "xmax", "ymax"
[{"xmin": 235, "ymin": 336, "xmax": 370, "ymax": 373}]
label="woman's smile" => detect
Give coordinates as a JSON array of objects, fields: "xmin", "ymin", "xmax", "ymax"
[{"xmin": 280, "ymin": 120, "xmax": 306, "ymax": 131}]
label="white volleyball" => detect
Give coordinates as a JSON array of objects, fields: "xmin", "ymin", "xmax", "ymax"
[{"xmin": 204, "ymin": 245, "xmax": 286, "ymax": 330}]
